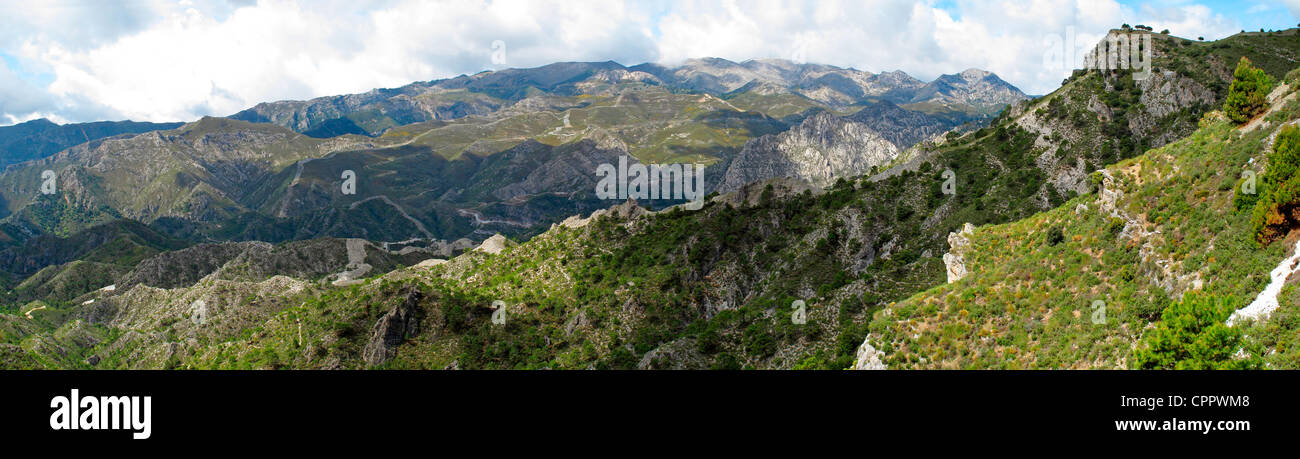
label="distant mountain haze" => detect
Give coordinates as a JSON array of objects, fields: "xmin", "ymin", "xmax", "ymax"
[{"xmin": 231, "ymin": 58, "xmax": 1028, "ymax": 138}]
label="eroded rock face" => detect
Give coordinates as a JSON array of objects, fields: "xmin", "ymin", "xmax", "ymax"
[
  {"xmin": 361, "ymin": 289, "xmax": 424, "ymax": 367},
  {"xmin": 718, "ymin": 112, "xmax": 903, "ymax": 192},
  {"xmin": 475, "ymin": 234, "xmax": 508, "ymax": 255},
  {"xmin": 1132, "ymin": 69, "xmax": 1217, "ymax": 146},
  {"xmin": 189, "ymin": 300, "xmax": 207, "ymax": 326},
  {"xmin": 714, "ymin": 97, "xmax": 996, "ymax": 195},
  {"xmin": 942, "ymin": 223, "xmax": 975, "ymax": 283},
  {"xmin": 637, "ymin": 338, "xmax": 709, "ymax": 370},
  {"xmin": 1096, "ymin": 169, "xmax": 1203, "ymax": 299},
  {"xmin": 851, "ymin": 340, "xmax": 886, "ymax": 370}
]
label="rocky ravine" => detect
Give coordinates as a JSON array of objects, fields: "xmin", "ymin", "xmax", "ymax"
[{"xmin": 717, "ymin": 98, "xmax": 976, "ymax": 193}]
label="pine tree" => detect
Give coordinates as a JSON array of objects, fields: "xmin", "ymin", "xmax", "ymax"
[
  {"xmin": 1223, "ymin": 57, "xmax": 1274, "ymax": 123},
  {"xmin": 1131, "ymin": 293, "xmax": 1261, "ymax": 370}
]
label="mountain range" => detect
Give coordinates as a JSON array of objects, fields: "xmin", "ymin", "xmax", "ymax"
[
  {"xmin": 0, "ymin": 58, "xmax": 1027, "ymax": 253},
  {"xmin": 231, "ymin": 58, "xmax": 1025, "ymax": 137},
  {"xmin": 4, "ymin": 28, "xmax": 1300, "ymax": 369}
]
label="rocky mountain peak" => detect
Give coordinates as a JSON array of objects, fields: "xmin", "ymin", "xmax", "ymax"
[
  {"xmin": 957, "ymin": 68, "xmax": 993, "ymax": 81},
  {"xmin": 872, "ymin": 70, "xmax": 924, "ymax": 86}
]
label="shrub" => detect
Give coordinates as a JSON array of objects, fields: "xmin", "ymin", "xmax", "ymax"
[
  {"xmin": 710, "ymin": 353, "xmax": 741, "ymax": 370},
  {"xmin": 1087, "ymin": 171, "xmax": 1105, "ymax": 193},
  {"xmin": 1045, "ymin": 226, "xmax": 1065, "ymax": 246},
  {"xmin": 1233, "ymin": 175, "xmax": 1260, "ymax": 211},
  {"xmin": 1286, "ymin": 68, "xmax": 1300, "ymax": 87},
  {"xmin": 696, "ymin": 326, "xmax": 721, "ymax": 354},
  {"xmin": 743, "ymin": 323, "xmax": 776, "ymax": 358},
  {"xmin": 1222, "ymin": 57, "xmax": 1274, "ymax": 123},
  {"xmin": 1106, "ymin": 217, "xmax": 1126, "ymax": 236}
]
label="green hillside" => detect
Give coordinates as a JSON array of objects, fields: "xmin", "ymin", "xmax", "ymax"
[
  {"xmin": 872, "ymin": 73, "xmax": 1300, "ymax": 368},
  {"xmin": 2, "ymin": 30, "xmax": 1300, "ymax": 369}
]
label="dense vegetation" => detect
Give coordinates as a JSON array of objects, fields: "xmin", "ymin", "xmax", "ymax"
[
  {"xmin": 1252, "ymin": 125, "xmax": 1300, "ymax": 244},
  {"xmin": 1131, "ymin": 293, "xmax": 1259, "ymax": 369}
]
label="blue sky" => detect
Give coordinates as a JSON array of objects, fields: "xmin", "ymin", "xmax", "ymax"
[
  {"xmin": 1153, "ymin": 0, "xmax": 1297, "ymax": 32},
  {"xmin": 1, "ymin": 0, "xmax": 1296, "ymax": 125}
]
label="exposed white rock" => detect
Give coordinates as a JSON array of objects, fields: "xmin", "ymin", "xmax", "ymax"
[
  {"xmin": 1097, "ymin": 170, "xmax": 1123, "ymax": 216},
  {"xmin": 559, "ymin": 215, "xmax": 591, "ymax": 229},
  {"xmin": 475, "ymin": 234, "xmax": 508, "ymax": 255},
  {"xmin": 414, "ymin": 258, "xmax": 447, "ymax": 268},
  {"xmin": 1229, "ymin": 238, "xmax": 1300, "ymax": 326},
  {"xmin": 1133, "ymin": 67, "xmax": 1217, "ymax": 145},
  {"xmin": 190, "ymin": 299, "xmax": 207, "ymax": 326},
  {"xmin": 942, "ymin": 223, "xmax": 975, "ymax": 283},
  {"xmin": 851, "ymin": 340, "xmax": 887, "ymax": 370}
]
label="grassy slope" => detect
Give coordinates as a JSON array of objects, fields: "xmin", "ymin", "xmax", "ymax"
[{"xmin": 871, "ymin": 77, "xmax": 1300, "ymax": 369}]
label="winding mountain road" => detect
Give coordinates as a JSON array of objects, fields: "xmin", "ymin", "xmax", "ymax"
[{"xmin": 348, "ymin": 195, "xmax": 435, "ymax": 239}]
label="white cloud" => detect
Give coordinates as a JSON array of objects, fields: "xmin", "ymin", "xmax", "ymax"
[
  {"xmin": 653, "ymin": 0, "xmax": 1249, "ymax": 95},
  {"xmin": 1283, "ymin": 0, "xmax": 1300, "ymax": 18},
  {"xmin": 15, "ymin": 0, "xmax": 659, "ymax": 123},
  {"xmin": 0, "ymin": 60, "xmax": 47, "ymax": 118},
  {"xmin": 0, "ymin": 0, "xmax": 1280, "ymax": 124},
  {"xmin": 0, "ymin": 1, "xmax": 173, "ymax": 52}
]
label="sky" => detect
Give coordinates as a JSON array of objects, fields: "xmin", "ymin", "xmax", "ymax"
[{"xmin": 1, "ymin": 0, "xmax": 1297, "ymax": 126}]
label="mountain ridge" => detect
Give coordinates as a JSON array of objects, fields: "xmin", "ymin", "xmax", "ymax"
[
  {"xmin": 0, "ymin": 118, "xmax": 184, "ymax": 170},
  {"xmin": 5, "ymin": 29, "xmax": 1300, "ymax": 369},
  {"xmin": 232, "ymin": 58, "xmax": 1028, "ymax": 137}
]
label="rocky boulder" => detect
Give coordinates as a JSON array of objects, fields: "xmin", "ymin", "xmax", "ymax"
[
  {"xmin": 942, "ymin": 223, "xmax": 975, "ymax": 283},
  {"xmin": 361, "ymin": 289, "xmax": 424, "ymax": 367}
]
